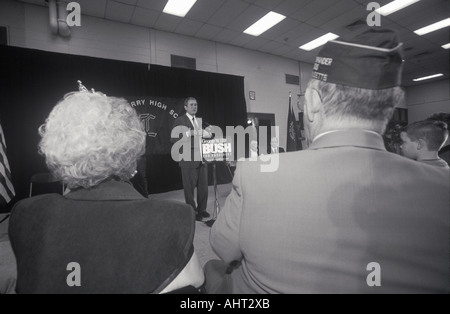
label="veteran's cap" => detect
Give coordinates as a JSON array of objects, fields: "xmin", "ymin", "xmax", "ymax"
[{"xmin": 311, "ymin": 29, "xmax": 404, "ymax": 90}]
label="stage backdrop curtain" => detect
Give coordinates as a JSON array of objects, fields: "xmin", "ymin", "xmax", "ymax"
[{"xmin": 0, "ymin": 46, "xmax": 247, "ymax": 205}]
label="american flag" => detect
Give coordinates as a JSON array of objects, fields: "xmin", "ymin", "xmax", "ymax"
[{"xmin": 0, "ymin": 122, "xmax": 15, "ymax": 207}]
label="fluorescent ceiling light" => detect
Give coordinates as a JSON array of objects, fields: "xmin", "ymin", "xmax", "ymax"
[
  {"xmin": 163, "ymin": 0, "xmax": 197, "ymax": 17},
  {"xmin": 413, "ymin": 73, "xmax": 444, "ymax": 82},
  {"xmin": 414, "ymin": 18, "xmax": 450, "ymax": 36},
  {"xmin": 442, "ymin": 43, "xmax": 450, "ymax": 49},
  {"xmin": 244, "ymin": 12, "xmax": 286, "ymax": 37},
  {"xmin": 299, "ymin": 33, "xmax": 339, "ymax": 51},
  {"xmin": 376, "ymin": 0, "xmax": 421, "ymax": 16}
]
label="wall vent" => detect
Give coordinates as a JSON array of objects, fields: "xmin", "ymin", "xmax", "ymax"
[{"xmin": 171, "ymin": 55, "xmax": 197, "ymax": 70}]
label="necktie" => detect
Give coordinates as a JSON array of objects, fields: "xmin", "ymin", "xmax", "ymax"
[
  {"xmin": 192, "ymin": 117, "xmax": 199, "ymax": 130},
  {"xmin": 192, "ymin": 117, "xmax": 203, "ymax": 161}
]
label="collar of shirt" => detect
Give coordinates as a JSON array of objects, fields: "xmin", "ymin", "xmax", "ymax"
[
  {"xmin": 186, "ymin": 112, "xmax": 195, "ymax": 120},
  {"xmin": 309, "ymin": 129, "xmax": 386, "ymax": 152},
  {"xmin": 313, "ymin": 129, "xmax": 380, "ymax": 143},
  {"xmin": 186, "ymin": 113, "xmax": 197, "ymax": 128}
]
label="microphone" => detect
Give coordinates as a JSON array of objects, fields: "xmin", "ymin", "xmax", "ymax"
[
  {"xmin": 201, "ymin": 120, "xmax": 215, "ymax": 139},
  {"xmin": 202, "ymin": 120, "xmax": 211, "ymax": 129}
]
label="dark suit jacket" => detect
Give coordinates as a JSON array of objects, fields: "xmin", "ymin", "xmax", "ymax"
[
  {"xmin": 171, "ymin": 114, "xmax": 203, "ymax": 169},
  {"xmin": 439, "ymin": 145, "xmax": 450, "ymax": 166},
  {"xmin": 9, "ymin": 180, "xmax": 196, "ymax": 294},
  {"xmin": 211, "ymin": 130, "xmax": 450, "ymax": 293}
]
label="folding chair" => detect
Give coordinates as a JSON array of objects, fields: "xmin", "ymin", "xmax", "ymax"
[{"xmin": 29, "ymin": 173, "xmax": 65, "ymax": 197}]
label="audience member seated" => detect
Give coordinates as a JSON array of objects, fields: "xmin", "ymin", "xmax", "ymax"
[
  {"xmin": 206, "ymin": 29, "xmax": 449, "ymax": 294},
  {"xmin": 8, "ymin": 90, "xmax": 204, "ymax": 294},
  {"xmin": 426, "ymin": 112, "xmax": 450, "ymax": 166},
  {"xmin": 249, "ymin": 139, "xmax": 259, "ymax": 159},
  {"xmin": 267, "ymin": 137, "xmax": 285, "ymax": 154},
  {"xmin": 400, "ymin": 120, "xmax": 449, "ymax": 169}
]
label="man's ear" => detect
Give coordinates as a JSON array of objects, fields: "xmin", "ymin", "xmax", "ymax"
[
  {"xmin": 416, "ymin": 139, "xmax": 426, "ymax": 150},
  {"xmin": 305, "ymin": 88, "xmax": 322, "ymax": 123}
]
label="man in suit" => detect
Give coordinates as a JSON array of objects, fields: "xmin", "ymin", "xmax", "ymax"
[
  {"xmin": 208, "ymin": 29, "xmax": 449, "ymax": 293},
  {"xmin": 267, "ymin": 137, "xmax": 285, "ymax": 154},
  {"xmin": 171, "ymin": 97, "xmax": 212, "ymax": 221}
]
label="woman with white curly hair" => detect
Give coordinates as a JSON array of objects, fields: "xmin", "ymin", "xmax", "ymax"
[{"xmin": 9, "ymin": 91, "xmax": 204, "ymax": 294}]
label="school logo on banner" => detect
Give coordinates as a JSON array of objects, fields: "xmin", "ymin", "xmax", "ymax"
[{"xmin": 128, "ymin": 97, "xmax": 185, "ymax": 155}]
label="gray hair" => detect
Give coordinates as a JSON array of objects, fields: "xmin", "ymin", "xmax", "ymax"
[
  {"xmin": 307, "ymin": 80, "xmax": 405, "ymax": 133},
  {"xmin": 39, "ymin": 92, "xmax": 146, "ymax": 189}
]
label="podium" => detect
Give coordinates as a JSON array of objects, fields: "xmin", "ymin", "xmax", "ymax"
[{"xmin": 202, "ymin": 138, "xmax": 233, "ymax": 227}]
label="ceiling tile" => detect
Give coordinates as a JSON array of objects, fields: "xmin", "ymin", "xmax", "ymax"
[
  {"xmin": 422, "ymin": 31, "xmax": 450, "ymax": 47},
  {"xmin": 277, "ymin": 22, "xmax": 319, "ymax": 46},
  {"xmin": 291, "ymin": 0, "xmax": 341, "ymax": 22},
  {"xmin": 259, "ymin": 40, "xmax": 284, "ymax": 54},
  {"xmin": 105, "ymin": 0, "xmax": 135, "ymax": 23},
  {"xmin": 76, "ymin": 0, "xmax": 107, "ymax": 19},
  {"xmin": 353, "ymin": 0, "xmax": 391, "ymax": 5},
  {"xmin": 271, "ymin": 42, "xmax": 297, "ymax": 56},
  {"xmin": 228, "ymin": 32, "xmax": 255, "ymax": 46},
  {"xmin": 130, "ymin": 7, "xmax": 160, "ymax": 28},
  {"xmin": 260, "ymin": 17, "xmax": 299, "ymax": 42},
  {"xmin": 273, "ymin": 0, "xmax": 313, "ymax": 17},
  {"xmin": 320, "ymin": 5, "xmax": 368, "ymax": 33},
  {"xmin": 214, "ymin": 28, "xmax": 242, "ymax": 43},
  {"xmin": 175, "ymin": 19, "xmax": 204, "ymax": 37},
  {"xmin": 397, "ymin": 3, "xmax": 450, "ymax": 31},
  {"xmin": 195, "ymin": 24, "xmax": 223, "ymax": 41},
  {"xmin": 295, "ymin": 26, "xmax": 332, "ymax": 50},
  {"xmin": 226, "ymin": 5, "xmax": 267, "ymax": 32},
  {"xmin": 403, "ymin": 62, "xmax": 426, "ymax": 75},
  {"xmin": 250, "ymin": 0, "xmax": 285, "ymax": 11},
  {"xmin": 306, "ymin": 0, "xmax": 358, "ymax": 27},
  {"xmin": 384, "ymin": 0, "xmax": 445, "ymax": 23},
  {"xmin": 243, "ymin": 37, "xmax": 270, "ymax": 50},
  {"xmin": 281, "ymin": 47, "xmax": 303, "ymax": 60},
  {"xmin": 114, "ymin": 0, "xmax": 138, "ymax": 5},
  {"xmin": 188, "ymin": 0, "xmax": 227, "ymax": 22},
  {"xmin": 208, "ymin": 0, "xmax": 250, "ymax": 27},
  {"xmin": 154, "ymin": 13, "xmax": 182, "ymax": 33},
  {"xmin": 136, "ymin": 0, "xmax": 167, "ymax": 11}
]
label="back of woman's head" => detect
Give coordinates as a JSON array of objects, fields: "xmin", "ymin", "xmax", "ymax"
[{"xmin": 39, "ymin": 92, "xmax": 146, "ymax": 189}]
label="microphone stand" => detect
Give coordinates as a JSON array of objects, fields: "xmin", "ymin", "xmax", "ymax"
[{"xmin": 204, "ymin": 161, "xmax": 220, "ymax": 227}]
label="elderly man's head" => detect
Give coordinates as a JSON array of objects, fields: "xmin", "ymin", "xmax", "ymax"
[{"xmin": 304, "ymin": 29, "xmax": 405, "ymax": 144}]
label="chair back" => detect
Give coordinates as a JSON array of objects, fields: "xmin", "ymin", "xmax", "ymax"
[{"xmin": 29, "ymin": 173, "xmax": 65, "ymax": 197}]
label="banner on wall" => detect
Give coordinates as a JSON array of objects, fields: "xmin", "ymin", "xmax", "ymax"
[{"xmin": 128, "ymin": 97, "xmax": 185, "ymax": 155}]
